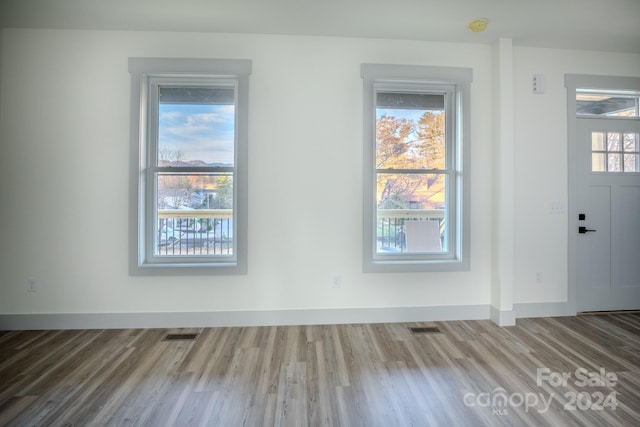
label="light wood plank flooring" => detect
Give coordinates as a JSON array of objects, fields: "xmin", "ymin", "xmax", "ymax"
[{"xmin": 1, "ymin": 314, "xmax": 639, "ymax": 426}]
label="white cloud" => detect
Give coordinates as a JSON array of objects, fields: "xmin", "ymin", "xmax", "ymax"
[{"xmin": 159, "ymin": 105, "xmax": 235, "ymax": 164}]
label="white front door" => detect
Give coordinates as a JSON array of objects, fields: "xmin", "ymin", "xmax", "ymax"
[{"xmin": 575, "ymin": 118, "xmax": 640, "ymax": 311}]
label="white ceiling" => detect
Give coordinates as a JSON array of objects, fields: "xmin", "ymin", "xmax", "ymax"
[{"xmin": 1, "ymin": 0, "xmax": 639, "ymax": 53}]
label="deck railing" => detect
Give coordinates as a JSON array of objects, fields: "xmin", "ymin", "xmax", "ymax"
[
  {"xmin": 377, "ymin": 209, "xmax": 444, "ymax": 252},
  {"xmin": 156, "ymin": 209, "xmax": 233, "ymax": 255},
  {"xmin": 154, "ymin": 208, "xmax": 444, "ymax": 255}
]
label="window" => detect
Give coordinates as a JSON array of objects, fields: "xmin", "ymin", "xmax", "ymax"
[
  {"xmin": 576, "ymin": 88, "xmax": 640, "ymax": 173},
  {"xmin": 591, "ymin": 131, "xmax": 639, "ymax": 172},
  {"xmin": 129, "ymin": 58, "xmax": 251, "ymax": 274},
  {"xmin": 576, "ymin": 89, "xmax": 640, "ymax": 117},
  {"xmin": 361, "ymin": 64, "xmax": 471, "ymax": 272}
]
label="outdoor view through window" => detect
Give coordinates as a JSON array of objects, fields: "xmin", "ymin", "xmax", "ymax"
[
  {"xmin": 375, "ymin": 91, "xmax": 447, "ymax": 254},
  {"xmin": 155, "ymin": 85, "xmax": 236, "ymax": 257}
]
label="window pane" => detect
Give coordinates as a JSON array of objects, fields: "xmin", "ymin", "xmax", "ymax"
[
  {"xmin": 156, "ymin": 172, "xmax": 234, "ymax": 256},
  {"xmin": 591, "ymin": 131, "xmax": 639, "ymax": 172},
  {"xmin": 624, "ymin": 154, "xmax": 639, "ymax": 172},
  {"xmin": 607, "ymin": 132, "xmax": 621, "ymax": 151},
  {"xmin": 376, "ymin": 93, "xmax": 445, "ymax": 170},
  {"xmin": 591, "ymin": 132, "xmax": 605, "ymax": 150},
  {"xmin": 624, "ymin": 133, "xmax": 638, "ymax": 152},
  {"xmin": 592, "ymin": 153, "xmax": 606, "ymax": 172},
  {"xmin": 158, "ymin": 86, "xmax": 235, "ymax": 167},
  {"xmin": 376, "ymin": 173, "xmax": 445, "ymax": 253},
  {"xmin": 157, "ymin": 173, "xmax": 233, "ymax": 209},
  {"xmin": 608, "ymin": 153, "xmax": 622, "ymax": 172},
  {"xmin": 576, "ymin": 90, "xmax": 640, "ymax": 117}
]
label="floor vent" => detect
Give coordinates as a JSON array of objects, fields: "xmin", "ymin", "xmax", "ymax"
[
  {"xmin": 409, "ymin": 327, "xmax": 441, "ymax": 334},
  {"xmin": 163, "ymin": 333, "xmax": 198, "ymax": 341}
]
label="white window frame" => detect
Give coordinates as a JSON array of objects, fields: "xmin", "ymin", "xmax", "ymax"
[
  {"xmin": 361, "ymin": 64, "xmax": 471, "ymax": 273},
  {"xmin": 128, "ymin": 58, "xmax": 251, "ymax": 275}
]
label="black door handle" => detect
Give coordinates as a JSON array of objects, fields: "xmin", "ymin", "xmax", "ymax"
[{"xmin": 579, "ymin": 226, "xmax": 596, "ymax": 234}]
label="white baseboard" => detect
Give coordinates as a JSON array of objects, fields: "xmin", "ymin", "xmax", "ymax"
[
  {"xmin": 514, "ymin": 302, "xmax": 575, "ymax": 319},
  {"xmin": 490, "ymin": 306, "xmax": 516, "ymax": 326},
  {"xmin": 0, "ymin": 304, "xmax": 491, "ymax": 330}
]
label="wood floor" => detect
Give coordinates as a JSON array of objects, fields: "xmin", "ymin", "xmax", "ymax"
[{"xmin": 1, "ymin": 313, "xmax": 639, "ymax": 426}]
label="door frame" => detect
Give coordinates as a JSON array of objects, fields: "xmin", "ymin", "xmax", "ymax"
[{"xmin": 566, "ymin": 74, "xmax": 640, "ymax": 314}]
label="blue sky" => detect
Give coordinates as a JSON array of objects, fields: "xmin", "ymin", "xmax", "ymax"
[
  {"xmin": 376, "ymin": 108, "xmax": 426, "ymax": 122},
  {"xmin": 159, "ymin": 104, "xmax": 235, "ymax": 165}
]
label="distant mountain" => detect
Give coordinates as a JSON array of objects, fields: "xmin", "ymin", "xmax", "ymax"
[{"xmin": 158, "ymin": 160, "xmax": 233, "ymax": 167}]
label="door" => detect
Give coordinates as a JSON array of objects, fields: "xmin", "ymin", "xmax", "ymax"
[{"xmin": 575, "ymin": 118, "xmax": 640, "ymax": 311}]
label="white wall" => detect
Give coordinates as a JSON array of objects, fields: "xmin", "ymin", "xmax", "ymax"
[
  {"xmin": 513, "ymin": 47, "xmax": 640, "ymax": 305},
  {"xmin": 0, "ymin": 29, "xmax": 493, "ymax": 326},
  {"xmin": 1, "ymin": 28, "xmax": 638, "ymax": 328}
]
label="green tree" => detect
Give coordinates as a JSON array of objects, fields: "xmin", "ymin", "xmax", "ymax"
[{"xmin": 215, "ymin": 175, "xmax": 233, "ymax": 209}]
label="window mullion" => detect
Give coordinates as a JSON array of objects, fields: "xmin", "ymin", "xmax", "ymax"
[
  {"xmin": 376, "ymin": 168, "xmax": 449, "ymax": 174},
  {"xmin": 155, "ymin": 166, "xmax": 235, "ymax": 174}
]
